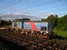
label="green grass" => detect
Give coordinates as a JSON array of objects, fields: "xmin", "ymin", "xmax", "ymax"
[
  {"xmin": 53, "ymin": 28, "xmax": 67, "ymax": 38},
  {"xmin": 5, "ymin": 25, "xmax": 11, "ymax": 28}
]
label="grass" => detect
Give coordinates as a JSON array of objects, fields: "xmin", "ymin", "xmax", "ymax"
[
  {"xmin": 0, "ymin": 25, "xmax": 11, "ymax": 28},
  {"xmin": 53, "ymin": 27, "xmax": 67, "ymax": 39},
  {"xmin": 5, "ymin": 25, "xmax": 11, "ymax": 28}
]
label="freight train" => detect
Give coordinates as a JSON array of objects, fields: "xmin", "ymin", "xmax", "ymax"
[
  {"xmin": 12, "ymin": 21, "xmax": 53, "ymax": 33},
  {"xmin": 11, "ymin": 21, "xmax": 53, "ymax": 39}
]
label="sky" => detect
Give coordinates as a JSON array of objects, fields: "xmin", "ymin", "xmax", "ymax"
[{"xmin": 0, "ymin": 0, "xmax": 67, "ymax": 20}]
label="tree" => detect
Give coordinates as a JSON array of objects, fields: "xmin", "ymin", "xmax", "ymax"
[
  {"xmin": 7, "ymin": 20, "xmax": 12, "ymax": 25},
  {"xmin": 46, "ymin": 15, "xmax": 58, "ymax": 26},
  {"xmin": 13, "ymin": 18, "xmax": 30, "ymax": 22},
  {"xmin": 56, "ymin": 15, "xmax": 67, "ymax": 31},
  {"xmin": 41, "ymin": 19, "xmax": 47, "ymax": 22}
]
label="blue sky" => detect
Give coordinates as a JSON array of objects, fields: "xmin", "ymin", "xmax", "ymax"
[{"xmin": 0, "ymin": 0, "xmax": 67, "ymax": 20}]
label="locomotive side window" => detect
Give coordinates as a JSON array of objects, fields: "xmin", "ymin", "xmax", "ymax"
[{"xmin": 41, "ymin": 26, "xmax": 47, "ymax": 31}]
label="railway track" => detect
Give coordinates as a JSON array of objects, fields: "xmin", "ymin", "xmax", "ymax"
[{"xmin": 0, "ymin": 28, "xmax": 67, "ymax": 50}]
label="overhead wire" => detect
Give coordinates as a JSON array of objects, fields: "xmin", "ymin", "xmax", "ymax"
[
  {"xmin": 0, "ymin": 0, "xmax": 62, "ymax": 11},
  {"xmin": 18, "ymin": 0, "xmax": 66, "ymax": 16},
  {"xmin": 21, "ymin": 0, "xmax": 62, "ymax": 10},
  {"xmin": 0, "ymin": 0, "xmax": 22, "ymax": 10},
  {"xmin": 0, "ymin": 0, "xmax": 33, "ymax": 10},
  {"xmin": 0, "ymin": 0, "xmax": 14, "ymax": 8},
  {"xmin": 16, "ymin": 0, "xmax": 64, "ymax": 16},
  {"xmin": 0, "ymin": 0, "xmax": 66, "ymax": 19}
]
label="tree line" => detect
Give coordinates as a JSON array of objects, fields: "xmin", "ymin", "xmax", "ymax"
[
  {"xmin": 41, "ymin": 15, "xmax": 67, "ymax": 31},
  {"xmin": 0, "ymin": 15, "xmax": 67, "ymax": 31},
  {"xmin": 41, "ymin": 15, "xmax": 67, "ymax": 38},
  {"xmin": 0, "ymin": 19, "xmax": 12, "ymax": 27}
]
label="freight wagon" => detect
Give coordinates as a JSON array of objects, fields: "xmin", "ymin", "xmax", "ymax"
[{"xmin": 12, "ymin": 21, "xmax": 53, "ymax": 33}]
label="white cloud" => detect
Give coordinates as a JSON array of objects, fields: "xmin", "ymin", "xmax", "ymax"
[{"xmin": 14, "ymin": 11, "xmax": 30, "ymax": 15}]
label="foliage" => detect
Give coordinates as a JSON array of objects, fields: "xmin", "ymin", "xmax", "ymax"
[
  {"xmin": 41, "ymin": 15, "xmax": 58, "ymax": 27},
  {"xmin": 56, "ymin": 15, "xmax": 67, "ymax": 31},
  {"xmin": 42, "ymin": 15, "xmax": 67, "ymax": 38},
  {"xmin": 54, "ymin": 27, "xmax": 67, "ymax": 38},
  {"xmin": 0, "ymin": 19, "xmax": 12, "ymax": 27},
  {"xmin": 13, "ymin": 18, "xmax": 30, "ymax": 22}
]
